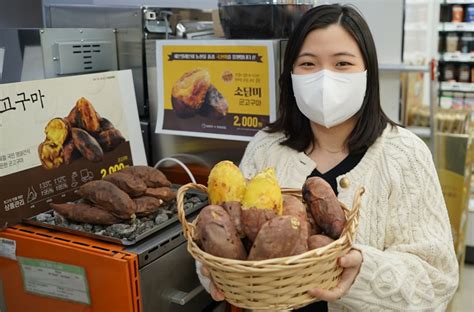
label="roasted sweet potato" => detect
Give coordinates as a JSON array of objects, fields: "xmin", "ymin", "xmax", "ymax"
[
  {"xmin": 103, "ymin": 172, "xmax": 147, "ymax": 197},
  {"xmin": 199, "ymin": 85, "xmax": 228, "ymax": 119},
  {"xmin": 133, "ymin": 196, "xmax": 163, "ymax": 217},
  {"xmin": 194, "ymin": 205, "xmax": 247, "ymax": 260},
  {"xmin": 71, "ymin": 128, "xmax": 104, "ymax": 162},
  {"xmin": 282, "ymin": 195, "xmax": 308, "ymax": 254},
  {"xmin": 75, "ymin": 97, "xmax": 101, "ymax": 132},
  {"xmin": 96, "ymin": 128, "xmax": 125, "ymax": 152},
  {"xmin": 248, "ymin": 216, "xmax": 307, "ymax": 260},
  {"xmin": 44, "ymin": 118, "xmax": 70, "ymax": 146},
  {"xmin": 241, "ymin": 208, "xmax": 277, "ymax": 242},
  {"xmin": 171, "ymin": 68, "xmax": 211, "ymax": 118},
  {"xmin": 144, "ymin": 187, "xmax": 176, "ymax": 202},
  {"xmin": 62, "ymin": 138, "xmax": 80, "ymax": 165},
  {"xmin": 76, "ymin": 180, "xmax": 136, "ymax": 219},
  {"xmin": 66, "ymin": 106, "xmax": 79, "ymax": 127},
  {"xmin": 50, "ymin": 202, "xmax": 121, "ymax": 225},
  {"xmin": 303, "ymin": 177, "xmax": 346, "ymax": 239},
  {"xmin": 307, "ymin": 210, "xmax": 323, "ymax": 236},
  {"xmin": 99, "ymin": 117, "xmax": 115, "ymax": 131},
  {"xmin": 308, "ymin": 234, "xmax": 335, "ymax": 250},
  {"xmin": 38, "ymin": 140, "xmax": 63, "ymax": 169},
  {"xmin": 120, "ymin": 166, "xmax": 171, "ymax": 188}
]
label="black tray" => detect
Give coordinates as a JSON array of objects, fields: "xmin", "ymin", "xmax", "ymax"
[{"xmin": 23, "ymin": 188, "xmax": 207, "ymax": 246}]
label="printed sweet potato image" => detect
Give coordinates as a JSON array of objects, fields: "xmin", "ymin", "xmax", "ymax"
[
  {"xmin": 133, "ymin": 196, "xmax": 163, "ymax": 217},
  {"xmin": 38, "ymin": 140, "xmax": 63, "ymax": 169},
  {"xmin": 248, "ymin": 216, "xmax": 307, "ymax": 260},
  {"xmin": 194, "ymin": 205, "xmax": 247, "ymax": 260},
  {"xmin": 50, "ymin": 202, "xmax": 121, "ymax": 225},
  {"xmin": 120, "ymin": 166, "xmax": 172, "ymax": 188},
  {"xmin": 144, "ymin": 187, "xmax": 176, "ymax": 202},
  {"xmin": 199, "ymin": 85, "xmax": 228, "ymax": 120},
  {"xmin": 77, "ymin": 180, "xmax": 136, "ymax": 219},
  {"xmin": 44, "ymin": 118, "xmax": 70, "ymax": 146},
  {"xmin": 99, "ymin": 117, "xmax": 115, "ymax": 131},
  {"xmin": 96, "ymin": 128, "xmax": 126, "ymax": 152},
  {"xmin": 303, "ymin": 177, "xmax": 346, "ymax": 239},
  {"xmin": 62, "ymin": 138, "xmax": 81, "ymax": 165},
  {"xmin": 75, "ymin": 97, "xmax": 101, "ymax": 133},
  {"xmin": 171, "ymin": 68, "xmax": 211, "ymax": 118},
  {"xmin": 71, "ymin": 128, "xmax": 104, "ymax": 162},
  {"xmin": 103, "ymin": 171, "xmax": 147, "ymax": 197}
]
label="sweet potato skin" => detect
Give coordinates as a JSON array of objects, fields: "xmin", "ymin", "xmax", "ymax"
[
  {"xmin": 241, "ymin": 207, "xmax": 277, "ymax": 242},
  {"xmin": 50, "ymin": 202, "xmax": 120, "ymax": 225},
  {"xmin": 71, "ymin": 128, "xmax": 103, "ymax": 162},
  {"xmin": 76, "ymin": 180, "xmax": 135, "ymax": 219},
  {"xmin": 144, "ymin": 187, "xmax": 176, "ymax": 202},
  {"xmin": 133, "ymin": 196, "xmax": 163, "ymax": 217},
  {"xmin": 120, "ymin": 166, "xmax": 171, "ymax": 188},
  {"xmin": 96, "ymin": 128, "xmax": 125, "ymax": 152},
  {"xmin": 282, "ymin": 195, "xmax": 309, "ymax": 254},
  {"xmin": 194, "ymin": 205, "xmax": 247, "ymax": 260},
  {"xmin": 308, "ymin": 234, "xmax": 335, "ymax": 250},
  {"xmin": 103, "ymin": 172, "xmax": 147, "ymax": 197},
  {"xmin": 303, "ymin": 177, "xmax": 346, "ymax": 239},
  {"xmin": 222, "ymin": 201, "xmax": 244, "ymax": 237},
  {"xmin": 248, "ymin": 216, "xmax": 307, "ymax": 260}
]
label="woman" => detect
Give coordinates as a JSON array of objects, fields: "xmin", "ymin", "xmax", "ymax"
[{"xmin": 199, "ymin": 4, "xmax": 458, "ymax": 311}]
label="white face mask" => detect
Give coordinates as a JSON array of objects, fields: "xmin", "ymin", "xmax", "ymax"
[{"xmin": 291, "ymin": 69, "xmax": 367, "ymax": 128}]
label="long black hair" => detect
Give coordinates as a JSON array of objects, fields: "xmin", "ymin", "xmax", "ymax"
[{"xmin": 267, "ymin": 4, "xmax": 395, "ymax": 153}]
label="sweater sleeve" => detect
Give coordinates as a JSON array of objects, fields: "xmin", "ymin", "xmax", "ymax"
[{"xmin": 339, "ymin": 138, "xmax": 459, "ymax": 310}]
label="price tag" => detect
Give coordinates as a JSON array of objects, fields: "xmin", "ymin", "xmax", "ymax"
[{"xmin": 0, "ymin": 238, "xmax": 16, "ymax": 260}]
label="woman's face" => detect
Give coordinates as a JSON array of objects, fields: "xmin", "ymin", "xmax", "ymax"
[{"xmin": 292, "ymin": 24, "xmax": 365, "ymax": 75}]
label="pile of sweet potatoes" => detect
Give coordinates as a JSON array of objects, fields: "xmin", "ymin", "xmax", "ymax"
[
  {"xmin": 50, "ymin": 166, "xmax": 176, "ymax": 225},
  {"xmin": 38, "ymin": 97, "xmax": 126, "ymax": 169},
  {"xmin": 194, "ymin": 161, "xmax": 346, "ymax": 261}
]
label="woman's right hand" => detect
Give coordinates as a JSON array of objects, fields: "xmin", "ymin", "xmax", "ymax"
[{"xmin": 200, "ymin": 265, "xmax": 225, "ymax": 301}]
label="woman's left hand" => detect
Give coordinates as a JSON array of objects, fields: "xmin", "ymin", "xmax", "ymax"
[{"xmin": 308, "ymin": 249, "xmax": 363, "ymax": 302}]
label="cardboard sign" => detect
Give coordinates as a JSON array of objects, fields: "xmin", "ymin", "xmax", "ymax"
[
  {"xmin": 0, "ymin": 70, "xmax": 146, "ymax": 227},
  {"xmin": 155, "ymin": 40, "xmax": 276, "ymax": 141}
]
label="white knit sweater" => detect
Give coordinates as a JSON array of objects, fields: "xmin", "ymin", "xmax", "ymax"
[{"xmin": 238, "ymin": 125, "xmax": 459, "ymax": 311}]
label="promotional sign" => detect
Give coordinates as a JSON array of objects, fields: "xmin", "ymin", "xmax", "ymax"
[
  {"xmin": 155, "ymin": 40, "xmax": 276, "ymax": 141},
  {"xmin": 0, "ymin": 70, "xmax": 146, "ymax": 227}
]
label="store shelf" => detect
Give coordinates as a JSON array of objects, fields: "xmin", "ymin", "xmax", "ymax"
[
  {"xmin": 441, "ymin": 23, "xmax": 474, "ymax": 32},
  {"xmin": 379, "ymin": 64, "xmax": 430, "ymax": 72},
  {"xmin": 440, "ymin": 52, "xmax": 474, "ymax": 62},
  {"xmin": 407, "ymin": 126, "xmax": 432, "ymax": 138},
  {"xmin": 440, "ymin": 81, "xmax": 474, "ymax": 91}
]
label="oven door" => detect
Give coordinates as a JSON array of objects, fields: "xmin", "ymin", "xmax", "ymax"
[{"xmin": 139, "ymin": 241, "xmax": 215, "ymax": 312}]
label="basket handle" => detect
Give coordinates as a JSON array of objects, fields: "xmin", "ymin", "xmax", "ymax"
[
  {"xmin": 341, "ymin": 186, "xmax": 365, "ymax": 244},
  {"xmin": 177, "ymin": 183, "xmax": 208, "ymax": 240}
]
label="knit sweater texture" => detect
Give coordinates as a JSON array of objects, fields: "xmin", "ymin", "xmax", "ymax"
[{"xmin": 239, "ymin": 125, "xmax": 459, "ymax": 311}]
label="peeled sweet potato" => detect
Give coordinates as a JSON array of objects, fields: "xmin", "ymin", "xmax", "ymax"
[
  {"xmin": 50, "ymin": 202, "xmax": 120, "ymax": 225},
  {"xmin": 282, "ymin": 195, "xmax": 308, "ymax": 254},
  {"xmin": 144, "ymin": 187, "xmax": 176, "ymax": 202},
  {"xmin": 133, "ymin": 196, "xmax": 163, "ymax": 217},
  {"xmin": 77, "ymin": 180, "xmax": 136, "ymax": 219},
  {"xmin": 44, "ymin": 118, "xmax": 70, "ymax": 146},
  {"xmin": 96, "ymin": 128, "xmax": 125, "ymax": 152},
  {"xmin": 71, "ymin": 128, "xmax": 104, "ymax": 162},
  {"xmin": 104, "ymin": 172, "xmax": 147, "ymax": 197},
  {"xmin": 308, "ymin": 234, "xmax": 335, "ymax": 250},
  {"xmin": 194, "ymin": 205, "xmax": 247, "ymax": 260},
  {"xmin": 120, "ymin": 166, "xmax": 171, "ymax": 188},
  {"xmin": 38, "ymin": 140, "xmax": 63, "ymax": 169},
  {"xmin": 248, "ymin": 216, "xmax": 307, "ymax": 260},
  {"xmin": 303, "ymin": 177, "xmax": 346, "ymax": 239}
]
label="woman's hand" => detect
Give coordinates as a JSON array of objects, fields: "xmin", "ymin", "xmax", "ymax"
[
  {"xmin": 308, "ymin": 249, "xmax": 363, "ymax": 302},
  {"xmin": 200, "ymin": 265, "xmax": 225, "ymax": 301}
]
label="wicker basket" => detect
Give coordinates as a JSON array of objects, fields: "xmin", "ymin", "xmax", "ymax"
[{"xmin": 177, "ymin": 183, "xmax": 364, "ymax": 310}]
